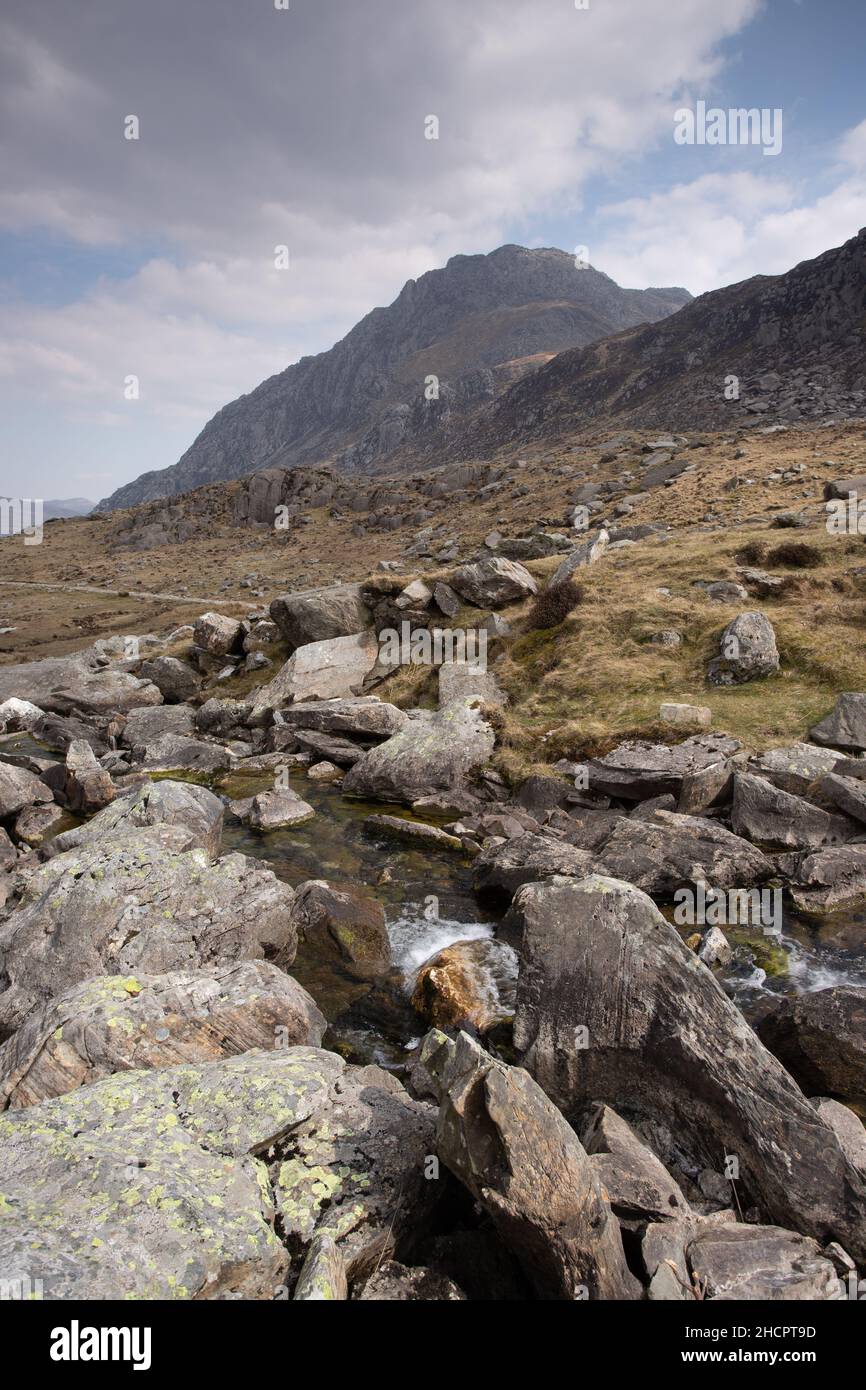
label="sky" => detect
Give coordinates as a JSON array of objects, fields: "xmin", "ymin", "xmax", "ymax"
[{"xmin": 1, "ymin": 0, "xmax": 865, "ymax": 501}]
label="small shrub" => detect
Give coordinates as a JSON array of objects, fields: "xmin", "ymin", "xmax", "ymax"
[
  {"xmin": 766, "ymin": 541, "xmax": 822, "ymax": 569},
  {"xmin": 526, "ymin": 579, "xmax": 584, "ymax": 630},
  {"xmin": 735, "ymin": 541, "xmax": 766, "ymax": 565}
]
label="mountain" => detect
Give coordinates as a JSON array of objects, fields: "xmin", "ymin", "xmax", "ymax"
[
  {"xmin": 98, "ymin": 247, "xmax": 690, "ymax": 510},
  {"xmin": 42, "ymin": 498, "xmax": 94, "ymax": 520},
  {"xmin": 470, "ymin": 228, "xmax": 866, "ymax": 450}
]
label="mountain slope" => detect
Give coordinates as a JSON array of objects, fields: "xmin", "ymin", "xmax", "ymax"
[
  {"xmin": 470, "ymin": 229, "xmax": 866, "ymax": 449},
  {"xmin": 98, "ymin": 246, "xmax": 690, "ymax": 510}
]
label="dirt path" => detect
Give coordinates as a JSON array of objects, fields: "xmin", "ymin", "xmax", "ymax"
[{"xmin": 0, "ymin": 579, "xmax": 258, "ymax": 609}]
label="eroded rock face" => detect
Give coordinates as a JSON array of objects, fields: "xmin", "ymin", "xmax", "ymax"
[
  {"xmin": 708, "ymin": 611, "xmax": 779, "ymax": 685},
  {"xmin": 757, "ymin": 987, "xmax": 866, "ymax": 1111},
  {"xmin": 448, "ymin": 557, "xmax": 537, "ymax": 608},
  {"xmin": 0, "ymin": 1047, "xmax": 436, "ymax": 1299},
  {"xmin": 270, "ymin": 584, "xmax": 372, "ymax": 649},
  {"xmin": 731, "ymin": 770, "xmax": 856, "ymax": 849},
  {"xmin": 0, "ymin": 962, "xmax": 326, "ymax": 1108},
  {"xmin": 251, "ymin": 632, "xmax": 378, "ymax": 710},
  {"xmin": 342, "ymin": 699, "xmax": 495, "ymax": 805},
  {"xmin": 510, "ymin": 875, "xmax": 866, "ymax": 1261},
  {"xmin": 421, "ymin": 1029, "xmax": 640, "ymax": 1300},
  {"xmin": 0, "ymin": 829, "xmax": 297, "ymax": 1038}
]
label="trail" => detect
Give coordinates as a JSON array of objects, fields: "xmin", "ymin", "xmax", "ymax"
[{"xmin": 0, "ymin": 578, "xmax": 258, "ymax": 609}]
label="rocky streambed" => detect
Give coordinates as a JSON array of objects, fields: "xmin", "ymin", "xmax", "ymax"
[{"xmin": 2, "ymin": 596, "xmax": 866, "ymax": 1300}]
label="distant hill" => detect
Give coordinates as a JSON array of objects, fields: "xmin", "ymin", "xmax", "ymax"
[
  {"xmin": 98, "ymin": 246, "xmax": 690, "ymax": 510},
  {"xmin": 42, "ymin": 498, "xmax": 94, "ymax": 520}
]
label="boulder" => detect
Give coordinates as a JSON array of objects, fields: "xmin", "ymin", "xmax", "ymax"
[
  {"xmin": 138, "ymin": 655, "xmax": 200, "ymax": 703},
  {"xmin": 708, "ymin": 611, "xmax": 779, "ymax": 685},
  {"xmin": 248, "ymin": 788, "xmax": 316, "ymax": 830},
  {"xmin": 0, "ymin": 651, "xmax": 161, "ymax": 716},
  {"xmin": 787, "ymin": 844, "xmax": 866, "ymax": 913},
  {"xmin": 0, "ymin": 698, "xmax": 43, "ymax": 733},
  {"xmin": 474, "ymin": 833, "xmax": 595, "ymax": 902},
  {"xmin": 194, "ymin": 697, "xmax": 252, "ymax": 739},
  {"xmin": 11, "ymin": 803, "xmax": 66, "ymax": 848},
  {"xmin": 62, "ymin": 739, "xmax": 115, "ymax": 813},
  {"xmin": 659, "ymin": 702, "xmax": 711, "ymax": 729},
  {"xmin": 817, "ymin": 771, "xmax": 866, "ymax": 824},
  {"xmin": 44, "ymin": 779, "xmax": 224, "ymax": 860},
  {"xmin": 0, "ymin": 962, "xmax": 326, "ymax": 1108},
  {"xmin": 587, "ymin": 734, "xmax": 740, "ymax": 801},
  {"xmin": 365, "ymin": 815, "xmax": 463, "ymax": 851},
  {"xmin": 813, "ymin": 1099, "xmax": 866, "ymax": 1175},
  {"xmin": 278, "ymin": 880, "xmax": 390, "ymax": 982},
  {"xmin": 135, "ymin": 732, "xmax": 234, "ymax": 775},
  {"xmin": 270, "ymin": 583, "xmax": 372, "ymax": 649},
  {"xmin": 597, "ymin": 809, "xmax": 774, "ymax": 897},
  {"xmin": 292, "ymin": 729, "xmax": 365, "ymax": 765},
  {"xmin": 192, "ymin": 612, "xmax": 244, "ymax": 658},
  {"xmin": 685, "ymin": 1224, "xmax": 838, "ymax": 1301},
  {"xmin": 811, "ymin": 693, "xmax": 866, "ymax": 751},
  {"xmin": 251, "ymin": 631, "xmax": 378, "ymax": 711},
  {"xmin": 511, "ymin": 875, "xmax": 866, "ymax": 1261},
  {"xmin": 0, "ymin": 764, "xmax": 53, "ymax": 819},
  {"xmin": 433, "ymin": 582, "xmax": 460, "ymax": 619},
  {"xmin": 731, "ymin": 770, "xmax": 856, "ymax": 849},
  {"xmin": 438, "ymin": 661, "xmax": 505, "ymax": 709},
  {"xmin": 750, "ymin": 743, "xmax": 842, "ymax": 796},
  {"xmin": 421, "ymin": 1030, "xmax": 640, "ymax": 1299},
  {"xmin": 0, "ymin": 829, "xmax": 297, "ymax": 1037},
  {"xmin": 342, "ymin": 699, "xmax": 495, "ymax": 805},
  {"xmin": 448, "ymin": 558, "xmax": 537, "ymax": 609},
  {"xmin": 272, "ymin": 696, "xmax": 407, "ymax": 740},
  {"xmin": 582, "ymin": 1104, "xmax": 690, "ymax": 1225},
  {"xmin": 549, "ymin": 528, "xmax": 609, "ymax": 584},
  {"xmin": 411, "ymin": 938, "xmax": 516, "ymax": 1033},
  {"xmin": 757, "ymin": 987, "xmax": 866, "ymax": 1111}
]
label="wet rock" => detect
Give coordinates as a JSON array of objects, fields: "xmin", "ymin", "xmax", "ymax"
[
  {"xmin": 549, "ymin": 529, "xmax": 609, "ymax": 584},
  {"xmin": 278, "ymin": 879, "xmax": 391, "ymax": 982},
  {"xmin": 708, "ymin": 611, "xmax": 779, "ymax": 685},
  {"xmin": 411, "ymin": 938, "xmax": 516, "ymax": 1034},
  {"xmin": 249, "ymin": 788, "xmax": 316, "ymax": 830},
  {"xmin": 685, "ymin": 1224, "xmax": 838, "ymax": 1300},
  {"xmin": 511, "ymin": 875, "xmax": 866, "ymax": 1260},
  {"xmin": 0, "ymin": 830, "xmax": 297, "ymax": 1037},
  {"xmin": 811, "ymin": 693, "xmax": 866, "ymax": 751},
  {"xmin": 0, "ymin": 962, "xmax": 326, "ymax": 1108},
  {"xmin": 365, "ymin": 814, "xmax": 463, "ymax": 852},
  {"xmin": 138, "ymin": 655, "xmax": 200, "ymax": 703},
  {"xmin": 697, "ymin": 925, "xmax": 732, "ymax": 968},
  {"xmin": 448, "ymin": 557, "xmax": 537, "ymax": 609},
  {"xmin": 353, "ymin": 1261, "xmax": 466, "ymax": 1301},
  {"xmin": 307, "ymin": 760, "xmax": 342, "ymax": 782},
  {"xmin": 343, "ymin": 698, "xmax": 495, "ymax": 805},
  {"xmin": 251, "ymin": 631, "xmax": 379, "ymax": 711},
  {"xmin": 732, "ymin": 770, "xmax": 856, "ymax": 849},
  {"xmin": 587, "ymin": 734, "xmax": 740, "ymax": 801},
  {"xmin": 582, "ymin": 1104, "xmax": 690, "ymax": 1225},
  {"xmin": 421, "ymin": 1029, "xmax": 640, "ymax": 1299},
  {"xmin": 750, "ymin": 743, "xmax": 842, "ymax": 796},
  {"xmin": 787, "ymin": 844, "xmax": 866, "ymax": 913},
  {"xmin": 192, "ymin": 612, "xmax": 244, "ymax": 658},
  {"xmin": 0, "ymin": 764, "xmax": 53, "ymax": 819},
  {"xmin": 269, "ymin": 583, "xmax": 372, "ymax": 649},
  {"xmin": 757, "ymin": 987, "xmax": 866, "ymax": 1111},
  {"xmin": 44, "ymin": 779, "xmax": 224, "ymax": 860}
]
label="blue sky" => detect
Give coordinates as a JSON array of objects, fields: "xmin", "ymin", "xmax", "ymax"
[{"xmin": 1, "ymin": 0, "xmax": 864, "ymax": 502}]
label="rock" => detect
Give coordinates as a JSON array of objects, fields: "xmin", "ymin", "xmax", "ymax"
[
  {"xmin": 396, "ymin": 579, "xmax": 432, "ymax": 610},
  {"xmin": 138, "ymin": 655, "xmax": 200, "ymax": 703},
  {"xmin": 251, "ymin": 631, "xmax": 378, "ymax": 711},
  {"xmin": 814, "ymin": 1099, "xmax": 866, "ymax": 1175},
  {"xmin": 597, "ymin": 809, "xmax": 773, "ymax": 897},
  {"xmin": 586, "ymin": 734, "xmax": 740, "ymax": 801},
  {"xmin": 811, "ymin": 693, "xmax": 866, "ymax": 751},
  {"xmin": 816, "ymin": 771, "xmax": 866, "ymax": 824},
  {"xmin": 0, "ymin": 830, "xmax": 297, "ymax": 1037},
  {"xmin": 411, "ymin": 938, "xmax": 516, "ymax": 1033},
  {"xmin": 685, "ymin": 1224, "xmax": 838, "ymax": 1300},
  {"xmin": 0, "ymin": 650, "xmax": 161, "ymax": 716},
  {"xmin": 757, "ymin": 988, "xmax": 866, "ymax": 1111},
  {"xmin": 121, "ymin": 702, "xmax": 196, "ymax": 749},
  {"xmin": 11, "ymin": 803, "xmax": 66, "ymax": 847},
  {"xmin": 249, "ymin": 788, "xmax": 316, "ymax": 830},
  {"xmin": 365, "ymin": 814, "xmax": 463, "ymax": 851},
  {"xmin": 731, "ymin": 770, "xmax": 856, "ymax": 849},
  {"xmin": 448, "ymin": 558, "xmax": 537, "ymax": 609},
  {"xmin": 272, "ymin": 696, "xmax": 407, "ymax": 740},
  {"xmin": 243, "ymin": 619, "xmax": 280, "ymax": 653},
  {"xmin": 307, "ymin": 760, "xmax": 341, "ymax": 782},
  {"xmin": 438, "ymin": 661, "xmax": 505, "ymax": 709},
  {"xmin": 44, "ymin": 779, "xmax": 224, "ymax": 860},
  {"xmin": 421, "ymin": 1030, "xmax": 640, "ymax": 1299},
  {"xmin": 194, "ymin": 697, "xmax": 252, "ymax": 739},
  {"xmin": 293, "ymin": 1233, "xmax": 348, "ymax": 1301},
  {"xmin": 549, "ymin": 529, "xmax": 609, "ymax": 584},
  {"xmin": 697, "ymin": 925, "xmax": 732, "ymax": 968},
  {"xmin": 750, "ymin": 743, "xmax": 842, "ymax": 796},
  {"xmin": 736, "ymin": 565, "xmax": 787, "ymax": 597},
  {"xmin": 0, "ymin": 1046, "xmax": 435, "ymax": 1299},
  {"xmin": 278, "ymin": 879, "xmax": 391, "ymax": 982},
  {"xmin": 343, "ymin": 699, "xmax": 495, "ymax": 805},
  {"xmin": 649, "ymin": 630, "xmax": 681, "ymax": 648},
  {"xmin": 659, "ymin": 702, "xmax": 711, "ymax": 729},
  {"xmin": 62, "ymin": 739, "xmax": 115, "ymax": 813},
  {"xmin": 0, "ymin": 698, "xmax": 43, "ymax": 733},
  {"xmin": 0, "ymin": 764, "xmax": 53, "ymax": 819},
  {"xmin": 677, "ymin": 758, "xmax": 735, "ymax": 814},
  {"xmin": 708, "ymin": 611, "xmax": 779, "ymax": 685},
  {"xmin": 0, "ymin": 827, "xmax": 15, "ymax": 870},
  {"xmin": 433, "ymin": 582, "xmax": 460, "ymax": 618},
  {"xmin": 291, "ymin": 729, "xmax": 364, "ymax": 765},
  {"xmin": 0, "ymin": 962, "xmax": 326, "ymax": 1108},
  {"xmin": 192, "ymin": 612, "xmax": 244, "ymax": 658},
  {"xmin": 474, "ymin": 833, "xmax": 595, "ymax": 902},
  {"xmin": 353, "ymin": 1260, "xmax": 466, "ymax": 1301},
  {"xmin": 480, "ymin": 612, "xmax": 511, "ymax": 639},
  {"xmin": 824, "ymin": 475, "xmax": 866, "ymax": 500},
  {"xmin": 703, "ymin": 580, "xmax": 749, "ymax": 602},
  {"xmin": 511, "ymin": 875, "xmax": 866, "ymax": 1260},
  {"xmin": 787, "ymin": 844, "xmax": 866, "ymax": 913},
  {"xmin": 582, "ymin": 1104, "xmax": 690, "ymax": 1224},
  {"xmin": 269, "ymin": 583, "xmax": 372, "ymax": 648},
  {"xmin": 136, "ymin": 732, "xmax": 234, "ymax": 775}
]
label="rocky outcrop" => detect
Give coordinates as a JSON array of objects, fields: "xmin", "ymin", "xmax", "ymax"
[
  {"xmin": 270, "ymin": 584, "xmax": 372, "ymax": 649},
  {"xmin": 510, "ymin": 874, "xmax": 866, "ymax": 1261},
  {"xmin": 587, "ymin": 734, "xmax": 740, "ymax": 801},
  {"xmin": 342, "ymin": 699, "xmax": 495, "ymax": 805},
  {"xmin": 448, "ymin": 557, "xmax": 537, "ymax": 608},
  {"xmin": 708, "ymin": 612, "xmax": 779, "ymax": 685}
]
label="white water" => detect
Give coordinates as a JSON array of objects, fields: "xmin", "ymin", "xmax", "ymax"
[{"xmin": 387, "ymin": 910, "xmax": 493, "ymax": 976}]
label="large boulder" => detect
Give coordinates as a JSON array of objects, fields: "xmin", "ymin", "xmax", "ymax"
[
  {"xmin": 0, "ymin": 764, "xmax": 53, "ymax": 820},
  {"xmin": 474, "ymin": 833, "xmax": 596, "ymax": 902},
  {"xmin": 0, "ymin": 962, "xmax": 326, "ymax": 1108},
  {"xmin": 810, "ymin": 693, "xmax": 866, "ymax": 751},
  {"xmin": 0, "ymin": 829, "xmax": 297, "ymax": 1037},
  {"xmin": 192, "ymin": 611, "xmax": 244, "ymax": 658},
  {"xmin": 708, "ymin": 611, "xmax": 779, "ymax": 685},
  {"xmin": 135, "ymin": 733, "xmax": 234, "ymax": 775},
  {"xmin": 272, "ymin": 696, "xmax": 407, "ymax": 740},
  {"xmin": 0, "ymin": 1047, "xmax": 436, "ymax": 1299},
  {"xmin": 121, "ymin": 702, "xmax": 196, "ymax": 747},
  {"xmin": 61, "ymin": 738, "xmax": 116, "ymax": 813},
  {"xmin": 342, "ymin": 699, "xmax": 495, "ymax": 805},
  {"xmin": 138, "ymin": 655, "xmax": 201, "ymax": 703},
  {"xmin": 421, "ymin": 1030, "xmax": 640, "ymax": 1300},
  {"xmin": 248, "ymin": 788, "xmax": 316, "ymax": 830},
  {"xmin": 270, "ymin": 584, "xmax": 372, "ymax": 650},
  {"xmin": 448, "ymin": 557, "xmax": 537, "ymax": 609},
  {"xmin": 511, "ymin": 875, "xmax": 866, "ymax": 1261},
  {"xmin": 0, "ymin": 651, "xmax": 161, "ymax": 716},
  {"xmin": 582, "ymin": 1104, "xmax": 690, "ymax": 1226},
  {"xmin": 731, "ymin": 770, "xmax": 856, "ymax": 849},
  {"xmin": 757, "ymin": 987, "xmax": 866, "ymax": 1111},
  {"xmin": 749, "ymin": 743, "xmax": 842, "ymax": 796},
  {"xmin": 278, "ymin": 880, "xmax": 391, "ymax": 981},
  {"xmin": 596, "ymin": 808, "xmax": 774, "ymax": 897},
  {"xmin": 786, "ymin": 844, "xmax": 866, "ymax": 913},
  {"xmin": 411, "ymin": 938, "xmax": 516, "ymax": 1034},
  {"xmin": 44, "ymin": 779, "xmax": 224, "ymax": 860},
  {"xmin": 586, "ymin": 734, "xmax": 740, "ymax": 801},
  {"xmin": 549, "ymin": 528, "xmax": 609, "ymax": 584},
  {"xmin": 684, "ymin": 1224, "xmax": 838, "ymax": 1301},
  {"xmin": 251, "ymin": 632, "xmax": 378, "ymax": 711}
]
